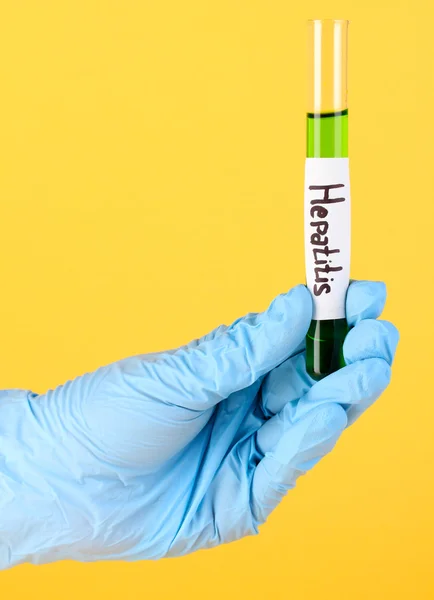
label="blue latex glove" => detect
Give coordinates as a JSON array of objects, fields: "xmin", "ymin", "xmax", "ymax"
[{"xmin": 0, "ymin": 281, "xmax": 398, "ymax": 569}]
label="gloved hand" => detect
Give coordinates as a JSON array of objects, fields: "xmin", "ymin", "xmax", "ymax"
[{"xmin": 0, "ymin": 281, "xmax": 398, "ymax": 569}]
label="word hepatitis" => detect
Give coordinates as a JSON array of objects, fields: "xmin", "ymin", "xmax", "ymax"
[{"xmin": 308, "ymin": 183, "xmax": 345, "ymax": 296}]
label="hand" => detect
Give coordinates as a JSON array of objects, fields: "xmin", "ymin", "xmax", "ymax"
[{"xmin": 0, "ymin": 281, "xmax": 398, "ymax": 569}]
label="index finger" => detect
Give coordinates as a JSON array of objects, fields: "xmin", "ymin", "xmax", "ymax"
[{"xmin": 346, "ymin": 280, "xmax": 387, "ymax": 326}]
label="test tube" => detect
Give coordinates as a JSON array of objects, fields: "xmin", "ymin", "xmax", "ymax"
[{"xmin": 304, "ymin": 19, "xmax": 351, "ymax": 379}]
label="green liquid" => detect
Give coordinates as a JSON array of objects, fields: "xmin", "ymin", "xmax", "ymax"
[{"xmin": 306, "ymin": 110, "xmax": 349, "ymax": 380}]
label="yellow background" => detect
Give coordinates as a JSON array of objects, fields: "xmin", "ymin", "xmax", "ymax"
[{"xmin": 0, "ymin": 0, "xmax": 432, "ymax": 598}]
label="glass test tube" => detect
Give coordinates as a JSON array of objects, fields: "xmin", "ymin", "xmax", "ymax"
[{"xmin": 304, "ymin": 20, "xmax": 351, "ymax": 379}]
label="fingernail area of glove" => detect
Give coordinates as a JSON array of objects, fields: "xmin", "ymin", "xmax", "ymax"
[
  {"xmin": 343, "ymin": 319, "xmax": 400, "ymax": 365},
  {"xmin": 346, "ymin": 281, "xmax": 386, "ymax": 326}
]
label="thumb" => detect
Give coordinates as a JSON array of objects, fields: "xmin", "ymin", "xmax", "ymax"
[{"xmin": 153, "ymin": 285, "xmax": 311, "ymax": 410}]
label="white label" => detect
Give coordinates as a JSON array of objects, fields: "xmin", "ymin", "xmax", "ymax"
[{"xmin": 304, "ymin": 158, "xmax": 351, "ymax": 320}]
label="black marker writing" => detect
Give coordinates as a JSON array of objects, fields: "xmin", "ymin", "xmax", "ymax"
[{"xmin": 308, "ymin": 183, "xmax": 345, "ymax": 296}]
